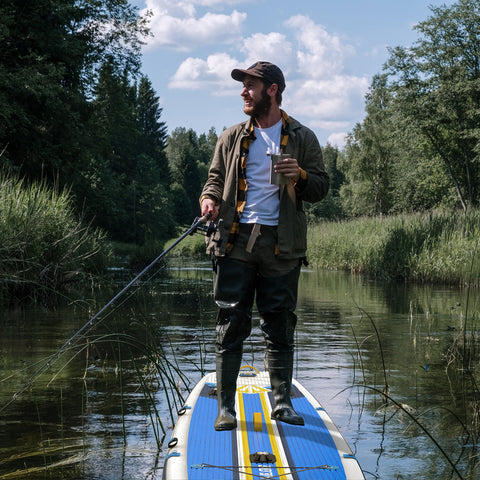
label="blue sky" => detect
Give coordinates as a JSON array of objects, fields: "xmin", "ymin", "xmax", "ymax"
[{"xmin": 133, "ymin": 0, "xmax": 456, "ymax": 147}]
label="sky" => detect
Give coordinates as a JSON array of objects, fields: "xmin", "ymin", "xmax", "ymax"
[{"xmin": 132, "ymin": 0, "xmax": 456, "ymax": 147}]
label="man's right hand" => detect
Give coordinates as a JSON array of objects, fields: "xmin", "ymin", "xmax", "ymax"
[{"xmin": 201, "ymin": 197, "xmax": 219, "ymax": 221}]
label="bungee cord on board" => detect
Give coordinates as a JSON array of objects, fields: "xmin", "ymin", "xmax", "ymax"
[
  {"xmin": 189, "ymin": 462, "xmax": 339, "ymax": 479},
  {"xmin": 0, "ymin": 214, "xmax": 216, "ymax": 414}
]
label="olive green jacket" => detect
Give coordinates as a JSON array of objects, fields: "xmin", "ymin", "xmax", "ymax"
[{"xmin": 201, "ymin": 114, "xmax": 329, "ymax": 258}]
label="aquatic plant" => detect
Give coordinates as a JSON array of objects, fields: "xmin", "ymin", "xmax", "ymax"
[{"xmin": 350, "ymin": 305, "xmax": 480, "ymax": 480}]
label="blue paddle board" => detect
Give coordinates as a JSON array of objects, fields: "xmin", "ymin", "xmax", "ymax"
[{"xmin": 163, "ymin": 366, "xmax": 365, "ymax": 479}]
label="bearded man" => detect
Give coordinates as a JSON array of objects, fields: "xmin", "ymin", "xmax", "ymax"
[{"xmin": 200, "ymin": 61, "xmax": 329, "ymax": 431}]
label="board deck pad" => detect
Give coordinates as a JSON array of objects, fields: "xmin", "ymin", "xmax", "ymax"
[{"xmin": 163, "ymin": 367, "xmax": 365, "ymax": 480}]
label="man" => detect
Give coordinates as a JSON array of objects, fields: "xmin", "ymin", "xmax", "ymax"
[{"xmin": 200, "ymin": 61, "xmax": 329, "ymax": 431}]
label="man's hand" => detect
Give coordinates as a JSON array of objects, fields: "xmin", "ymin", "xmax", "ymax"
[
  {"xmin": 274, "ymin": 157, "xmax": 300, "ymax": 181},
  {"xmin": 201, "ymin": 197, "xmax": 219, "ymax": 221}
]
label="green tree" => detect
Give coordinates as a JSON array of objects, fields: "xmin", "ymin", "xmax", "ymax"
[
  {"xmin": 0, "ymin": 0, "xmax": 148, "ymax": 186},
  {"xmin": 386, "ymin": 0, "xmax": 480, "ymax": 210},
  {"xmin": 340, "ymin": 74, "xmax": 396, "ymax": 216},
  {"xmin": 167, "ymin": 128, "xmax": 202, "ymax": 223},
  {"xmin": 197, "ymin": 127, "xmax": 218, "ymax": 186},
  {"xmin": 84, "ymin": 65, "xmax": 172, "ymax": 243},
  {"xmin": 84, "ymin": 63, "xmax": 138, "ymax": 240},
  {"xmin": 305, "ymin": 143, "xmax": 344, "ymax": 221},
  {"xmin": 136, "ymin": 77, "xmax": 168, "ymax": 176},
  {"xmin": 134, "ymin": 76, "xmax": 173, "ymax": 241},
  {"xmin": 389, "ymin": 119, "xmax": 454, "ymax": 212}
]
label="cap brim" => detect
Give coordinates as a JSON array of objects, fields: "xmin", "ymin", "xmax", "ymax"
[{"xmin": 231, "ymin": 68, "xmax": 263, "ymax": 82}]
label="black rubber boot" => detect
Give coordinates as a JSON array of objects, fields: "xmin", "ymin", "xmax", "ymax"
[
  {"xmin": 268, "ymin": 350, "xmax": 305, "ymax": 426},
  {"xmin": 213, "ymin": 257, "xmax": 256, "ymax": 432},
  {"xmin": 214, "ymin": 352, "xmax": 242, "ymax": 431}
]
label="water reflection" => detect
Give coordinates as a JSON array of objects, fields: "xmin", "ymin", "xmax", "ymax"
[{"xmin": 0, "ymin": 261, "xmax": 478, "ymax": 479}]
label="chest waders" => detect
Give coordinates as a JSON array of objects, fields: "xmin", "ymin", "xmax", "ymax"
[{"xmin": 213, "ymin": 255, "xmax": 304, "ymax": 430}]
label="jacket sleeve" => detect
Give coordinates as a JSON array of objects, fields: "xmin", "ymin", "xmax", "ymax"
[{"xmin": 294, "ymin": 127, "xmax": 329, "ymax": 203}]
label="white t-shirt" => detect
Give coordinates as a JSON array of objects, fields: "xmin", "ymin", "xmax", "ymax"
[{"xmin": 240, "ymin": 119, "xmax": 282, "ymax": 225}]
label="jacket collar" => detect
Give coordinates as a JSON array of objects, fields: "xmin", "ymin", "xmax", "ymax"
[{"xmin": 243, "ymin": 109, "xmax": 294, "ymax": 134}]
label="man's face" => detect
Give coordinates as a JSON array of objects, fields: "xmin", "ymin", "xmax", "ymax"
[{"xmin": 241, "ymin": 76, "xmax": 271, "ymax": 118}]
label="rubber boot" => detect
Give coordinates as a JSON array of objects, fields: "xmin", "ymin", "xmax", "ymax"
[
  {"xmin": 268, "ymin": 350, "xmax": 305, "ymax": 426},
  {"xmin": 214, "ymin": 352, "xmax": 242, "ymax": 431}
]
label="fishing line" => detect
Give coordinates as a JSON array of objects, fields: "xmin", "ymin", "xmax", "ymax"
[{"xmin": 0, "ymin": 214, "xmax": 215, "ymax": 414}]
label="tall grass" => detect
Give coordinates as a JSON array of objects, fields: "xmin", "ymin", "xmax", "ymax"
[
  {"xmin": 0, "ymin": 171, "xmax": 110, "ymax": 303},
  {"xmin": 307, "ymin": 210, "xmax": 480, "ymax": 285}
]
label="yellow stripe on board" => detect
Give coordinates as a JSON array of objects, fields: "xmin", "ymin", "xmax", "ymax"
[
  {"xmin": 237, "ymin": 390, "xmax": 252, "ymax": 478},
  {"xmin": 238, "ymin": 381, "xmax": 292, "ymax": 480},
  {"xmin": 259, "ymin": 392, "xmax": 287, "ymax": 479}
]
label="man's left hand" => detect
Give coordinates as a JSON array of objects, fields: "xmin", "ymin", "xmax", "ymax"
[{"xmin": 274, "ymin": 157, "xmax": 300, "ymax": 181}]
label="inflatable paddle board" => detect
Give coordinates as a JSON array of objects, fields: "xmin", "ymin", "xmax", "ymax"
[{"xmin": 163, "ymin": 366, "xmax": 365, "ymax": 479}]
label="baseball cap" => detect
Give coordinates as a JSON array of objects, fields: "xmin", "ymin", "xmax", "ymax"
[{"xmin": 231, "ymin": 61, "xmax": 286, "ymax": 93}]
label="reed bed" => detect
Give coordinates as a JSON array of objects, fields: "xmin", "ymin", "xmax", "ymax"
[
  {"xmin": 0, "ymin": 171, "xmax": 109, "ymax": 303},
  {"xmin": 307, "ymin": 210, "xmax": 480, "ymax": 285}
]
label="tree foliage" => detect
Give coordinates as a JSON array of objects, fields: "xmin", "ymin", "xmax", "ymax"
[
  {"xmin": 305, "ymin": 143, "xmax": 344, "ymax": 221},
  {"xmin": 0, "ymin": 0, "xmax": 148, "ymax": 181},
  {"xmin": 166, "ymin": 127, "xmax": 217, "ymax": 224},
  {"xmin": 339, "ymin": 0, "xmax": 480, "ymax": 217},
  {"xmin": 340, "ymin": 75, "xmax": 396, "ymax": 216},
  {"xmin": 84, "ymin": 64, "xmax": 173, "ymax": 243},
  {"xmin": 386, "ymin": 0, "xmax": 480, "ymax": 210},
  {"xmin": 0, "ymin": 1, "xmax": 179, "ymax": 244}
]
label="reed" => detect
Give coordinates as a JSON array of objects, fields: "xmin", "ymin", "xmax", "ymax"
[
  {"xmin": 1, "ymin": 327, "xmax": 189, "ymax": 476},
  {"xmin": 307, "ymin": 209, "xmax": 480, "ymax": 285},
  {"xmin": 350, "ymin": 305, "xmax": 480, "ymax": 480},
  {"xmin": 0, "ymin": 170, "xmax": 110, "ymax": 303}
]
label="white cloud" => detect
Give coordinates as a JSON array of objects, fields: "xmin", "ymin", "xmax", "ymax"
[
  {"xmin": 142, "ymin": 0, "xmax": 246, "ymax": 51},
  {"xmin": 240, "ymin": 32, "xmax": 294, "ymax": 69},
  {"xmin": 168, "ymin": 32, "xmax": 294, "ymax": 91},
  {"xmin": 285, "ymin": 75, "xmax": 368, "ymax": 120},
  {"xmin": 166, "ymin": 10, "xmax": 369, "ymax": 141},
  {"xmin": 327, "ymin": 132, "xmax": 348, "ymax": 148},
  {"xmin": 278, "ymin": 15, "xmax": 368, "ymax": 140},
  {"xmin": 169, "ymin": 53, "xmax": 239, "ymax": 90},
  {"xmin": 285, "ymin": 15, "xmax": 355, "ymax": 78}
]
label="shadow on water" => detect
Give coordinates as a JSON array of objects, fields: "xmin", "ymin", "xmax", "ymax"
[{"xmin": 0, "ymin": 259, "xmax": 479, "ymax": 479}]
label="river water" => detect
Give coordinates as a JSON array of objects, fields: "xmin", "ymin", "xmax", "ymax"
[{"xmin": 0, "ymin": 259, "xmax": 478, "ymax": 480}]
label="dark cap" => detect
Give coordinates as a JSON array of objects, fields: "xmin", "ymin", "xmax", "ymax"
[{"xmin": 231, "ymin": 61, "xmax": 286, "ymax": 93}]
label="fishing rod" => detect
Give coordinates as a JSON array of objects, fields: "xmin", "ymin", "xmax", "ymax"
[{"xmin": 1, "ymin": 213, "xmax": 216, "ymax": 413}]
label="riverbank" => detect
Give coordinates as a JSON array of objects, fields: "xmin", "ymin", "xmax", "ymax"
[
  {"xmin": 3, "ymin": 176, "xmax": 478, "ymax": 306},
  {"xmin": 307, "ymin": 210, "xmax": 480, "ymax": 285},
  {"xmin": 0, "ymin": 172, "xmax": 110, "ymax": 304},
  {"xmin": 166, "ymin": 209, "xmax": 480, "ymax": 286}
]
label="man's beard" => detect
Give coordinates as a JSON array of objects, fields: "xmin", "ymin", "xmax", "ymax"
[{"xmin": 244, "ymin": 86, "xmax": 271, "ymax": 118}]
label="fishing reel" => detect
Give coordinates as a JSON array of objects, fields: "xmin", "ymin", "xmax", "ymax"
[{"xmin": 191, "ymin": 216, "xmax": 220, "ymax": 238}]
